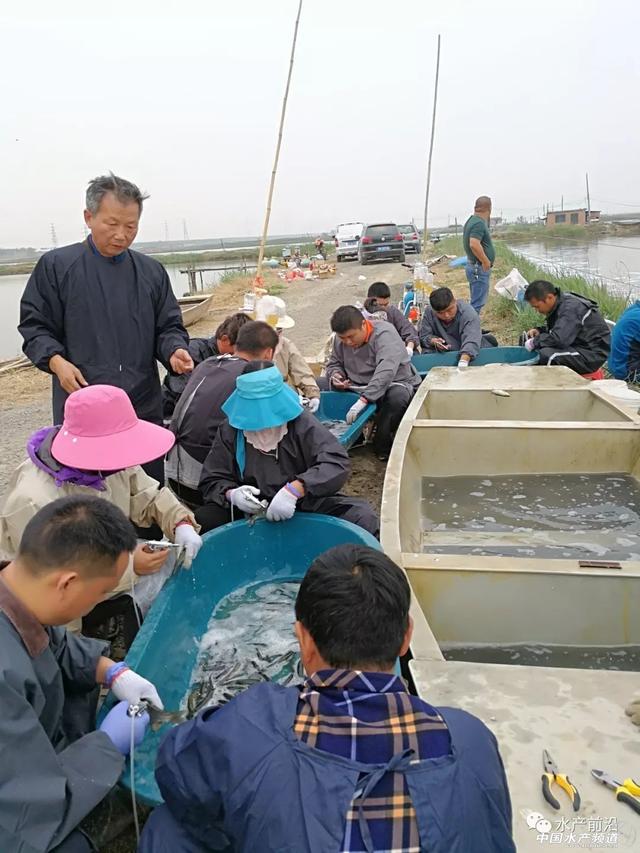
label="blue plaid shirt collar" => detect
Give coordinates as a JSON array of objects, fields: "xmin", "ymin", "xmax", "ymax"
[{"xmin": 302, "ymin": 668, "xmax": 406, "ymax": 696}]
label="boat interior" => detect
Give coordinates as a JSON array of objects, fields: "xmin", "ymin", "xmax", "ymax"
[{"xmin": 383, "ymin": 366, "xmax": 640, "ymax": 655}]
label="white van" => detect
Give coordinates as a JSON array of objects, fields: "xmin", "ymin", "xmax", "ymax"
[{"xmin": 334, "ymin": 222, "xmax": 364, "ymax": 261}]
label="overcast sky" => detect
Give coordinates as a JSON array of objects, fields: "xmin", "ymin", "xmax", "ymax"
[{"xmin": 1, "ymin": 0, "xmax": 639, "ymax": 247}]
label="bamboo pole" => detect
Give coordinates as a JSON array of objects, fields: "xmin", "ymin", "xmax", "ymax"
[
  {"xmin": 421, "ymin": 34, "xmax": 441, "ymax": 258},
  {"xmin": 255, "ymin": 0, "xmax": 303, "ymax": 284}
]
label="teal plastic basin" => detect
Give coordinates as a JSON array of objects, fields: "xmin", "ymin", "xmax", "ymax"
[
  {"xmin": 315, "ymin": 391, "xmax": 376, "ymax": 449},
  {"xmin": 116, "ymin": 514, "xmax": 380, "ymax": 805},
  {"xmin": 411, "ymin": 346, "xmax": 539, "ymax": 378}
]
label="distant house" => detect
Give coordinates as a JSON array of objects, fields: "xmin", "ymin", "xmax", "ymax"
[{"xmin": 545, "ymin": 208, "xmax": 600, "ymax": 226}]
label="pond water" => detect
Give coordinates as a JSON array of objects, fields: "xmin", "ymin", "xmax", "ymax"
[
  {"xmin": 0, "ymin": 259, "xmax": 253, "ymax": 360},
  {"xmin": 509, "ymin": 234, "xmax": 640, "ymax": 296}
]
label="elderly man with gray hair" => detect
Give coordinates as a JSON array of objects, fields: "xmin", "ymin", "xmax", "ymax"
[{"xmin": 19, "ymin": 173, "xmax": 192, "ymax": 481}]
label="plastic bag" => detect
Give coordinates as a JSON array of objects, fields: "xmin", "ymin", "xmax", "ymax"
[{"xmin": 494, "ymin": 268, "xmax": 528, "ymax": 302}]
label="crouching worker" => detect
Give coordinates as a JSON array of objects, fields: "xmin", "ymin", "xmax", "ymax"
[
  {"xmin": 419, "ymin": 287, "xmax": 497, "ymax": 367},
  {"xmin": 0, "ymin": 385, "xmax": 202, "ymax": 646},
  {"xmin": 196, "ymin": 363, "xmax": 379, "ymax": 537},
  {"xmin": 322, "ymin": 305, "xmax": 422, "ymax": 461},
  {"xmin": 522, "ymin": 280, "xmax": 610, "ymax": 374},
  {"xmin": 139, "ymin": 544, "xmax": 515, "ymax": 853},
  {"xmin": 0, "ymin": 496, "xmax": 163, "ymax": 853}
]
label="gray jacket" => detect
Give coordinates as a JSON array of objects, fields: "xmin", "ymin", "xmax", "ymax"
[
  {"xmin": 325, "ymin": 322, "xmax": 421, "ymax": 402},
  {"xmin": 383, "ymin": 304, "xmax": 420, "ymax": 347},
  {"xmin": 419, "ymin": 300, "xmax": 484, "ymax": 358},
  {"xmin": 0, "ymin": 574, "xmax": 123, "ymax": 853}
]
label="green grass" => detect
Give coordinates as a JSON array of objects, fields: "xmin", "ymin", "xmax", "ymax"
[
  {"xmin": 0, "ymin": 261, "xmax": 36, "ymax": 276},
  {"xmin": 496, "ymin": 243, "xmax": 630, "ymax": 319},
  {"xmin": 495, "ymin": 223, "xmax": 607, "ymax": 241},
  {"xmin": 432, "ymin": 235, "xmax": 463, "ymax": 255}
]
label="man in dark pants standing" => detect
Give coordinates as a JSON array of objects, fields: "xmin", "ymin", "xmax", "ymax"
[
  {"xmin": 321, "ymin": 305, "xmax": 421, "ymax": 461},
  {"xmin": 19, "ymin": 172, "xmax": 193, "ymax": 483}
]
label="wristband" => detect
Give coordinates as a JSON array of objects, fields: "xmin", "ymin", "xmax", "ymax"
[
  {"xmin": 359, "ymin": 396, "xmax": 368, "ymax": 404},
  {"xmin": 174, "ymin": 520, "xmax": 194, "ymax": 530},
  {"xmin": 285, "ymin": 482, "xmax": 304, "ymax": 499},
  {"xmin": 104, "ymin": 662, "xmax": 129, "ymax": 688}
]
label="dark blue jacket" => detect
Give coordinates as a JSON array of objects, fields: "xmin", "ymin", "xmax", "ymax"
[
  {"xmin": 139, "ymin": 682, "xmax": 515, "ymax": 853},
  {"xmin": 609, "ymin": 301, "xmax": 640, "ymax": 380},
  {"xmin": 19, "ymin": 241, "xmax": 188, "ymax": 424}
]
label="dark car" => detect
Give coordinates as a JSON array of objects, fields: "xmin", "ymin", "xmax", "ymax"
[
  {"xmin": 399, "ymin": 223, "xmax": 421, "ymax": 254},
  {"xmin": 358, "ymin": 223, "xmax": 405, "ymax": 265}
]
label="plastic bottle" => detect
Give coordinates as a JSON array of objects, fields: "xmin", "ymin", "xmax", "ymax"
[{"xmin": 243, "ymin": 292, "xmax": 256, "ymax": 319}]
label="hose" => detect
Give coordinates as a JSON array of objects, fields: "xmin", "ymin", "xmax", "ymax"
[{"xmin": 130, "ymin": 709, "xmax": 141, "ymax": 844}]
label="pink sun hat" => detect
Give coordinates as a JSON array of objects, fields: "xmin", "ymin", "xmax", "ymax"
[{"xmin": 51, "ymin": 385, "xmax": 175, "ymax": 471}]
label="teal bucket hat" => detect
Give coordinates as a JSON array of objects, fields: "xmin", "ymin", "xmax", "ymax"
[{"xmin": 222, "ymin": 365, "xmax": 303, "ymax": 431}]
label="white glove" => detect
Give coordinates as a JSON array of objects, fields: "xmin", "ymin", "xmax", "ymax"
[
  {"xmin": 406, "ymin": 345, "xmax": 414, "ymax": 357},
  {"xmin": 174, "ymin": 523, "xmax": 202, "ymax": 568},
  {"xmin": 266, "ymin": 484, "xmax": 299, "ymax": 522},
  {"xmin": 457, "ymin": 358, "xmax": 469, "ymax": 369},
  {"xmin": 306, "ymin": 397, "xmax": 320, "ymax": 414},
  {"xmin": 110, "ymin": 666, "xmax": 164, "ymax": 710},
  {"xmin": 346, "ymin": 398, "xmax": 368, "ymax": 425},
  {"xmin": 524, "ymin": 337, "xmax": 536, "ymax": 352},
  {"xmin": 226, "ymin": 485, "xmax": 266, "ymax": 514}
]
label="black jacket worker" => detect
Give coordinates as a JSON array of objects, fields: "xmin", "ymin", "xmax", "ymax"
[
  {"xmin": 19, "ymin": 173, "xmax": 192, "ymax": 429},
  {"xmin": 523, "ymin": 280, "xmax": 610, "ymax": 375}
]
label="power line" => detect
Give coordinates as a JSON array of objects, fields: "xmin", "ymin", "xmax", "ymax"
[{"xmin": 591, "ymin": 198, "xmax": 640, "ymax": 209}]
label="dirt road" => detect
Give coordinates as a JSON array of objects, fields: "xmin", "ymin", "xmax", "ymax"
[{"xmin": 0, "ymin": 257, "xmax": 412, "ymax": 502}]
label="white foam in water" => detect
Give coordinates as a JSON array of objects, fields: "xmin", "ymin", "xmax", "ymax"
[
  {"xmin": 184, "ymin": 580, "xmax": 301, "ymax": 715},
  {"xmin": 421, "ymin": 473, "xmax": 640, "ymax": 560}
]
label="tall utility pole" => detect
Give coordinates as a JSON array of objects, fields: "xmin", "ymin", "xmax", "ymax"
[
  {"xmin": 585, "ymin": 172, "xmax": 591, "ymax": 221},
  {"xmin": 164, "ymin": 221, "xmax": 169, "ymax": 242},
  {"xmin": 255, "ymin": 0, "xmax": 303, "ymax": 281},
  {"xmin": 182, "ymin": 219, "xmax": 189, "ymax": 241},
  {"xmin": 561, "ymin": 195, "xmax": 564, "ymax": 211},
  {"xmin": 422, "ymin": 34, "xmax": 442, "ymax": 256},
  {"xmin": 50, "ymin": 223, "xmax": 58, "ymax": 248}
]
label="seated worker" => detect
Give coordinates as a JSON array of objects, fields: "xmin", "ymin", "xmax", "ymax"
[
  {"xmin": 196, "ymin": 363, "xmax": 379, "ymax": 536},
  {"xmin": 522, "ymin": 280, "xmax": 611, "ymax": 374},
  {"xmin": 366, "ymin": 280, "xmax": 420, "ymax": 354},
  {"xmin": 139, "ymin": 544, "xmax": 515, "ymax": 853},
  {"xmin": 418, "ymin": 287, "xmax": 498, "ymax": 367},
  {"xmin": 608, "ymin": 301, "xmax": 640, "ymax": 383},
  {"xmin": 402, "ymin": 280, "xmax": 417, "ymax": 316},
  {"xmin": 166, "ymin": 321, "xmax": 279, "ymax": 509},
  {"xmin": 321, "ymin": 305, "xmax": 421, "ymax": 460},
  {"xmin": 0, "ymin": 385, "xmax": 201, "ymax": 645},
  {"xmin": 161, "ymin": 312, "xmax": 251, "ymax": 421},
  {"xmin": 255, "ymin": 295, "xmax": 321, "ymax": 410},
  {"xmin": 0, "ymin": 495, "xmax": 163, "ymax": 853}
]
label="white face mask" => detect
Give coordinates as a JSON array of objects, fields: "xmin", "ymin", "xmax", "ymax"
[{"xmin": 244, "ymin": 423, "xmax": 289, "ymax": 452}]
